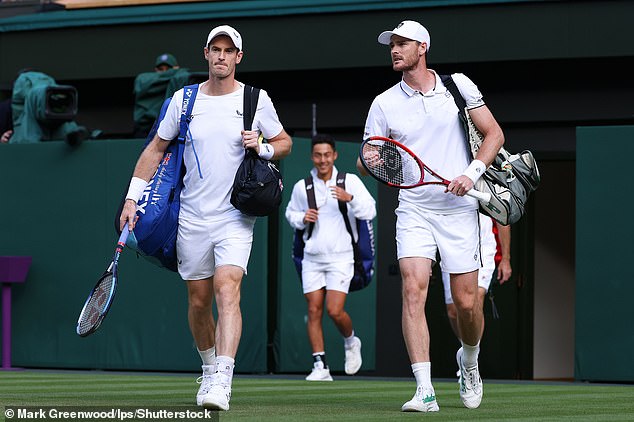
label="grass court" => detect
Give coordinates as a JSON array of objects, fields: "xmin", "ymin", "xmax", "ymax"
[{"xmin": 2, "ymin": 371, "xmax": 634, "ymax": 421}]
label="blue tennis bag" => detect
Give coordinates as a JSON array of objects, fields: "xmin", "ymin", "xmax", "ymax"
[
  {"xmin": 292, "ymin": 173, "xmax": 375, "ymax": 292},
  {"xmin": 351, "ymin": 218, "xmax": 376, "ymax": 291},
  {"xmin": 115, "ymin": 84, "xmax": 198, "ymax": 272}
]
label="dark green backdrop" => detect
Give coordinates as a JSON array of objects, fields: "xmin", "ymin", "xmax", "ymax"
[{"xmin": 575, "ymin": 125, "xmax": 634, "ymax": 382}]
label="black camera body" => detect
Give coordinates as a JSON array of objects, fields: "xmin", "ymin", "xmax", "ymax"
[{"xmin": 10, "ymin": 71, "xmax": 86, "ymax": 145}]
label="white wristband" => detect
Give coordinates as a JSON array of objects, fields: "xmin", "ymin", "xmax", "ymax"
[
  {"xmin": 258, "ymin": 143, "xmax": 274, "ymax": 160},
  {"xmin": 462, "ymin": 160, "xmax": 486, "ymax": 184},
  {"xmin": 125, "ymin": 177, "xmax": 148, "ymax": 203}
]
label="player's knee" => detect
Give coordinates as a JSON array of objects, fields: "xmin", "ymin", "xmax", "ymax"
[
  {"xmin": 402, "ymin": 281, "xmax": 428, "ymax": 306},
  {"xmin": 307, "ymin": 303, "xmax": 324, "ymax": 319},
  {"xmin": 452, "ymin": 294, "xmax": 477, "ymax": 314},
  {"xmin": 188, "ymin": 296, "xmax": 212, "ymax": 314},
  {"xmin": 326, "ymin": 305, "xmax": 345, "ymax": 321}
]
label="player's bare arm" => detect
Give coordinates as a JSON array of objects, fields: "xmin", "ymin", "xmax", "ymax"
[
  {"xmin": 469, "ymin": 105, "xmax": 505, "ymax": 167},
  {"xmin": 267, "ymin": 129, "xmax": 293, "ymax": 159},
  {"xmin": 448, "ymin": 105, "xmax": 504, "ymax": 196},
  {"xmin": 242, "ymin": 129, "xmax": 292, "ymax": 160},
  {"xmin": 496, "ymin": 223, "xmax": 512, "ymax": 284}
]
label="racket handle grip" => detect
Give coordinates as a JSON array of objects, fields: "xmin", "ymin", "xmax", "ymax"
[
  {"xmin": 467, "ymin": 188, "xmax": 491, "ymax": 203},
  {"xmin": 118, "ymin": 225, "xmax": 131, "ymax": 244}
]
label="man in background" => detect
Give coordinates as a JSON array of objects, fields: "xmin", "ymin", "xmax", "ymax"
[
  {"xmin": 286, "ymin": 134, "xmax": 376, "ymax": 381},
  {"xmin": 154, "ymin": 53, "xmax": 180, "ymax": 72}
]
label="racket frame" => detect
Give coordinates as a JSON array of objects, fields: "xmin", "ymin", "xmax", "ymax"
[
  {"xmin": 76, "ymin": 228, "xmax": 129, "ymax": 337},
  {"xmin": 360, "ymin": 136, "xmax": 491, "ymax": 202}
]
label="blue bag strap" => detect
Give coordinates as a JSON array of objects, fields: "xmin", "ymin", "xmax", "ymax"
[{"xmin": 174, "ymin": 84, "xmax": 198, "ymax": 187}]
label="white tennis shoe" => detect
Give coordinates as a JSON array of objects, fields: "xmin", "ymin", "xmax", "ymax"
[
  {"xmin": 201, "ymin": 373, "xmax": 232, "ymax": 411},
  {"xmin": 457, "ymin": 347, "xmax": 483, "ymax": 409},
  {"xmin": 195, "ymin": 365, "xmax": 214, "ymax": 406},
  {"xmin": 306, "ymin": 361, "xmax": 333, "ymax": 381},
  {"xmin": 401, "ymin": 385, "xmax": 440, "ymax": 412},
  {"xmin": 344, "ymin": 336, "xmax": 362, "ymax": 375}
]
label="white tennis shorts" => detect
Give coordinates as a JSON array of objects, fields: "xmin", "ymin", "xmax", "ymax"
[
  {"xmin": 396, "ymin": 203, "xmax": 480, "ymax": 274},
  {"xmin": 177, "ymin": 217, "xmax": 255, "ymax": 281},
  {"xmin": 301, "ymin": 259, "xmax": 354, "ymax": 294},
  {"xmin": 441, "ymin": 215, "xmax": 497, "ymax": 304}
]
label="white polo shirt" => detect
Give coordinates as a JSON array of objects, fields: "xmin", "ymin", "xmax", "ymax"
[
  {"xmin": 363, "ymin": 71, "xmax": 485, "ymax": 213},
  {"xmin": 158, "ymin": 82, "xmax": 284, "ymax": 223},
  {"xmin": 285, "ymin": 166, "xmax": 377, "ymax": 263}
]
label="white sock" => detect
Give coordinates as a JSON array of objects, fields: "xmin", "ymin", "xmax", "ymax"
[
  {"xmin": 198, "ymin": 346, "xmax": 216, "ymax": 367},
  {"xmin": 411, "ymin": 362, "xmax": 432, "ymax": 389},
  {"xmin": 461, "ymin": 341, "xmax": 480, "ymax": 368},
  {"xmin": 215, "ymin": 355, "xmax": 235, "ymax": 386},
  {"xmin": 343, "ymin": 330, "xmax": 356, "ymax": 348}
]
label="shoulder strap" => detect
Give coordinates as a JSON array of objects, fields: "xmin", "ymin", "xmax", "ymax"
[
  {"xmin": 242, "ymin": 84, "xmax": 261, "ymax": 131},
  {"xmin": 336, "ymin": 172, "xmax": 356, "ymax": 245},
  {"xmin": 440, "ymin": 74, "xmax": 472, "ymax": 159},
  {"xmin": 174, "ymin": 83, "xmax": 198, "ymax": 190},
  {"xmin": 178, "ymin": 84, "xmax": 198, "ymax": 144},
  {"xmin": 242, "ymin": 84, "xmax": 261, "ymax": 159},
  {"xmin": 304, "ymin": 176, "xmax": 316, "ymax": 239},
  {"xmin": 441, "ymin": 74, "xmax": 467, "ymax": 117},
  {"xmin": 335, "ymin": 171, "xmax": 347, "ymax": 191}
]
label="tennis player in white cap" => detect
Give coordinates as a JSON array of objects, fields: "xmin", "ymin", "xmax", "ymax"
[
  {"xmin": 120, "ymin": 24, "xmax": 292, "ymax": 411},
  {"xmin": 359, "ymin": 19, "xmax": 505, "ymax": 412}
]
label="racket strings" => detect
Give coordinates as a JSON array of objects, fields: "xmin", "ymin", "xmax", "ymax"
[
  {"xmin": 77, "ymin": 274, "xmax": 114, "ymax": 336},
  {"xmin": 361, "ymin": 141, "xmax": 421, "ymax": 186}
]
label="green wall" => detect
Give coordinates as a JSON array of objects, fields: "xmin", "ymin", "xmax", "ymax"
[
  {"xmin": 575, "ymin": 126, "xmax": 634, "ymax": 382},
  {"xmin": 0, "ymin": 140, "xmax": 267, "ymax": 372},
  {"xmin": 275, "ymin": 137, "xmax": 378, "ymax": 373}
]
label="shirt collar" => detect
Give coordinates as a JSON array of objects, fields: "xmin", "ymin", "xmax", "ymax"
[
  {"xmin": 399, "ymin": 69, "xmax": 447, "ymax": 97},
  {"xmin": 310, "ymin": 165, "xmax": 339, "ymax": 183}
]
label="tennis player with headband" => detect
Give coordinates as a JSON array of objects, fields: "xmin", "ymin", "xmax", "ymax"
[{"xmin": 357, "ymin": 20, "xmax": 504, "ymax": 412}]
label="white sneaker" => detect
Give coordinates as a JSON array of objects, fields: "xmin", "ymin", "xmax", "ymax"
[
  {"xmin": 201, "ymin": 373, "xmax": 231, "ymax": 411},
  {"xmin": 196, "ymin": 365, "xmax": 215, "ymax": 406},
  {"xmin": 305, "ymin": 361, "xmax": 333, "ymax": 381},
  {"xmin": 457, "ymin": 347, "xmax": 483, "ymax": 409},
  {"xmin": 344, "ymin": 336, "xmax": 362, "ymax": 375},
  {"xmin": 401, "ymin": 385, "xmax": 440, "ymax": 412}
]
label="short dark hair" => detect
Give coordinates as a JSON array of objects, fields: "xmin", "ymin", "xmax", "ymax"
[{"xmin": 311, "ymin": 133, "xmax": 336, "ymax": 151}]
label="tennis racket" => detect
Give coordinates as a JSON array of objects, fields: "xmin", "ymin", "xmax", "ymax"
[
  {"xmin": 76, "ymin": 227, "xmax": 130, "ymax": 337},
  {"xmin": 359, "ymin": 136, "xmax": 491, "ymax": 203}
]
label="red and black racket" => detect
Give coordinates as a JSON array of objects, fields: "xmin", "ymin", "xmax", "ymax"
[{"xmin": 359, "ymin": 136, "xmax": 491, "ymax": 203}]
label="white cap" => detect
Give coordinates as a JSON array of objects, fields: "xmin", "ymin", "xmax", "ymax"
[
  {"xmin": 205, "ymin": 25, "xmax": 243, "ymax": 51},
  {"xmin": 378, "ymin": 20, "xmax": 430, "ymax": 50}
]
